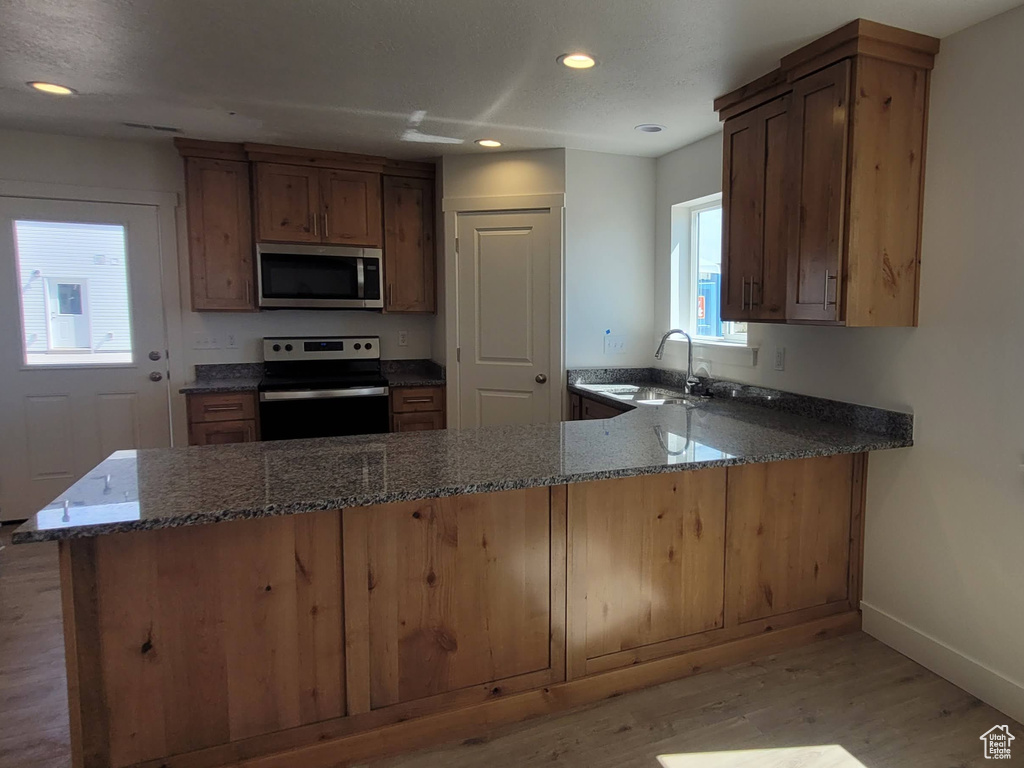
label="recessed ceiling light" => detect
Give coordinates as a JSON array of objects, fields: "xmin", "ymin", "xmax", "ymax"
[
  {"xmin": 27, "ymin": 81, "xmax": 76, "ymax": 96},
  {"xmin": 475, "ymin": 139, "xmax": 502, "ymax": 148},
  {"xmin": 635, "ymin": 123, "xmax": 666, "ymax": 133},
  {"xmin": 558, "ymin": 53, "xmax": 596, "ymax": 69}
]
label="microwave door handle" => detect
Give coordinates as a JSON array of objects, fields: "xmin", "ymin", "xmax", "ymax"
[{"xmin": 356, "ymin": 258, "xmax": 365, "ymax": 299}]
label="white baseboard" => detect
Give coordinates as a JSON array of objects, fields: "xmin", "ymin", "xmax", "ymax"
[{"xmin": 862, "ymin": 601, "xmax": 1024, "ymax": 724}]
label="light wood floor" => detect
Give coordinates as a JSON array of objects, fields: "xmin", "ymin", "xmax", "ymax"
[{"xmin": 2, "ymin": 525, "xmax": 1019, "ymax": 768}]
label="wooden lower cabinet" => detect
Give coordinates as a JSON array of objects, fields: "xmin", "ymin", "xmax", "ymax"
[
  {"xmin": 58, "ymin": 456, "xmax": 865, "ymax": 768},
  {"xmin": 726, "ymin": 453, "xmax": 857, "ymax": 624},
  {"xmin": 186, "ymin": 392, "xmax": 259, "ymax": 446},
  {"xmin": 390, "ymin": 385, "xmax": 446, "ymax": 432},
  {"xmin": 567, "ymin": 472, "xmax": 727, "ymax": 676},
  {"xmin": 569, "ymin": 393, "xmax": 629, "ymax": 420},
  {"xmin": 342, "ymin": 487, "xmax": 565, "ymax": 715},
  {"xmin": 60, "ymin": 512, "xmax": 344, "ymax": 768}
]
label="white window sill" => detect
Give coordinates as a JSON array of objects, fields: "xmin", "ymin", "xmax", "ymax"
[{"xmin": 658, "ymin": 337, "xmax": 759, "ymax": 372}]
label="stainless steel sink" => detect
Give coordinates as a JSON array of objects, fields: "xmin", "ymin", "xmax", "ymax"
[{"xmin": 576, "ymin": 383, "xmax": 707, "ymax": 409}]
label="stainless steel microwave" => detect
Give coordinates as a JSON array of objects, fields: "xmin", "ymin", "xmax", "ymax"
[{"xmin": 256, "ymin": 243, "xmax": 383, "ymax": 309}]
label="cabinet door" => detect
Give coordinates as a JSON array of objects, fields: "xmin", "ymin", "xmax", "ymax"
[
  {"xmin": 566, "ymin": 471, "xmax": 726, "ymax": 676},
  {"xmin": 321, "ymin": 169, "xmax": 382, "ymax": 247},
  {"xmin": 383, "ymin": 176, "xmax": 435, "ymax": 312},
  {"xmin": 787, "ymin": 60, "xmax": 851, "ymax": 322},
  {"xmin": 725, "ymin": 454, "xmax": 854, "ymax": 625},
  {"xmin": 255, "ymin": 163, "xmax": 321, "ymax": 243},
  {"xmin": 755, "ymin": 95, "xmax": 791, "ymax": 321},
  {"xmin": 391, "ymin": 411, "xmax": 444, "ymax": 432},
  {"xmin": 183, "ymin": 158, "xmax": 255, "ymax": 311},
  {"xmin": 580, "ymin": 396, "xmax": 625, "ymax": 420},
  {"xmin": 721, "ymin": 110, "xmax": 761, "ymax": 322},
  {"xmin": 189, "ymin": 419, "xmax": 257, "ymax": 446},
  {"xmin": 342, "ymin": 488, "xmax": 564, "ymax": 714}
]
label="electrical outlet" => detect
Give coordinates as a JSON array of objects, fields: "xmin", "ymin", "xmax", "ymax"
[
  {"xmin": 773, "ymin": 346, "xmax": 786, "ymax": 371},
  {"xmin": 398, "ymin": 330, "xmax": 409, "ymax": 347},
  {"xmin": 192, "ymin": 332, "xmax": 213, "ymax": 350},
  {"xmin": 207, "ymin": 334, "xmax": 222, "ymax": 350},
  {"xmin": 604, "ymin": 334, "xmax": 626, "ymax": 355},
  {"xmin": 225, "ymin": 333, "xmax": 239, "ymax": 350}
]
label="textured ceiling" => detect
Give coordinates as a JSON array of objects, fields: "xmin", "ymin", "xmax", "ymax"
[{"xmin": 0, "ymin": 0, "xmax": 1018, "ymax": 159}]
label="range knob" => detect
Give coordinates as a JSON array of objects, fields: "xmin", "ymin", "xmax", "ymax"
[
  {"xmin": 285, "ymin": 344, "xmax": 293, "ymax": 352},
  {"xmin": 365, "ymin": 342, "xmax": 373, "ymax": 350},
  {"xmin": 272, "ymin": 344, "xmax": 281, "ymax": 352},
  {"xmin": 354, "ymin": 343, "xmax": 362, "ymax": 350}
]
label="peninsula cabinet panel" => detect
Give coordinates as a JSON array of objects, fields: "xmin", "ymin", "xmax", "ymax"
[
  {"xmin": 322, "ymin": 168, "xmax": 382, "ymax": 247},
  {"xmin": 566, "ymin": 471, "xmax": 727, "ymax": 676},
  {"xmin": 787, "ymin": 59, "xmax": 851, "ymax": 323},
  {"xmin": 183, "ymin": 157, "xmax": 255, "ymax": 311},
  {"xmin": 60, "ymin": 511, "xmax": 345, "ymax": 768},
  {"xmin": 725, "ymin": 455, "xmax": 854, "ymax": 625},
  {"xmin": 342, "ymin": 487, "xmax": 564, "ymax": 715},
  {"xmin": 255, "ymin": 163, "xmax": 322, "ymax": 243},
  {"xmin": 383, "ymin": 175, "xmax": 436, "ymax": 312}
]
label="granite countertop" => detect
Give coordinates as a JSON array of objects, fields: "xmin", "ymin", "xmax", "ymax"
[{"xmin": 13, "ymin": 387, "xmax": 912, "ymax": 543}]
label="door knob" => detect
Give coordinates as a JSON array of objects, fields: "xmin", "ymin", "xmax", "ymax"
[
  {"xmin": 149, "ymin": 350, "xmax": 162, "ymax": 361},
  {"xmin": 535, "ymin": 373, "xmax": 548, "ymax": 384},
  {"xmin": 149, "ymin": 371, "xmax": 163, "ymax": 382}
]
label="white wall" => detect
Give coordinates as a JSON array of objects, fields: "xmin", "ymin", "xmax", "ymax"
[
  {"xmin": 653, "ymin": 6, "xmax": 1024, "ymax": 721},
  {"xmin": 565, "ymin": 149, "xmax": 655, "ymax": 367},
  {"xmin": 0, "ymin": 129, "xmax": 437, "ymax": 376}
]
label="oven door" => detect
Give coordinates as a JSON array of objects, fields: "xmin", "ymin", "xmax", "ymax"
[
  {"xmin": 257, "ymin": 244, "xmax": 383, "ymax": 309},
  {"xmin": 258, "ymin": 387, "xmax": 390, "ymax": 440}
]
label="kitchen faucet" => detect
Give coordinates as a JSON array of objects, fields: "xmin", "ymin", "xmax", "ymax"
[{"xmin": 655, "ymin": 329, "xmax": 700, "ymax": 394}]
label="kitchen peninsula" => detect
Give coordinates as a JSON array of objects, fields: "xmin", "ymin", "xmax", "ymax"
[{"xmin": 14, "ymin": 388, "xmax": 912, "ymax": 768}]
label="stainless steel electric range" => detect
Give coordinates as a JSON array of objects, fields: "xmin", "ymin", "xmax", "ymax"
[{"xmin": 258, "ymin": 336, "xmax": 390, "ymax": 441}]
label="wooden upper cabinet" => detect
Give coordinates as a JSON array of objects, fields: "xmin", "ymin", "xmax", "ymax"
[
  {"xmin": 322, "ymin": 169, "xmax": 382, "ymax": 247},
  {"xmin": 721, "ymin": 95, "xmax": 790, "ymax": 323},
  {"xmin": 255, "ymin": 163, "xmax": 322, "ymax": 243},
  {"xmin": 715, "ymin": 19, "xmax": 938, "ymax": 327},
  {"xmin": 183, "ymin": 157, "xmax": 255, "ymax": 311},
  {"xmin": 787, "ymin": 60, "xmax": 851, "ymax": 323},
  {"xmin": 256, "ymin": 164, "xmax": 383, "ymax": 247},
  {"xmin": 383, "ymin": 176, "xmax": 435, "ymax": 313}
]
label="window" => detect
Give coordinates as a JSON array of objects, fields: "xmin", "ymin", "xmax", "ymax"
[
  {"xmin": 13, "ymin": 220, "xmax": 133, "ymax": 366},
  {"xmin": 670, "ymin": 197, "xmax": 746, "ymax": 344}
]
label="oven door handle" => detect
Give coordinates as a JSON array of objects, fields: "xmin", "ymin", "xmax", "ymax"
[{"xmin": 260, "ymin": 386, "xmax": 389, "ymax": 402}]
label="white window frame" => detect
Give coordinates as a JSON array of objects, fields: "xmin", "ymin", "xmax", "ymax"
[{"xmin": 676, "ymin": 198, "xmax": 746, "ymax": 346}]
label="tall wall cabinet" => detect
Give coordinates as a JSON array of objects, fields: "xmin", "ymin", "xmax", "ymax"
[
  {"xmin": 175, "ymin": 139, "xmax": 437, "ymax": 314},
  {"xmin": 716, "ymin": 19, "xmax": 939, "ymax": 327}
]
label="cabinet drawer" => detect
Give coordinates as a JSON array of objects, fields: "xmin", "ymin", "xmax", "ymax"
[
  {"xmin": 188, "ymin": 392, "xmax": 257, "ymax": 423},
  {"xmin": 391, "ymin": 386, "xmax": 444, "ymax": 413},
  {"xmin": 189, "ymin": 419, "xmax": 257, "ymax": 446},
  {"xmin": 392, "ymin": 411, "xmax": 444, "ymax": 432}
]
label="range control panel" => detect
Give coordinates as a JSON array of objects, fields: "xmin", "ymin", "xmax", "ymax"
[{"xmin": 262, "ymin": 336, "xmax": 381, "ymax": 362}]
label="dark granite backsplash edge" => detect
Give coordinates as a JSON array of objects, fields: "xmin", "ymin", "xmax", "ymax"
[
  {"xmin": 566, "ymin": 367, "xmax": 913, "ymax": 442},
  {"xmin": 193, "ymin": 362, "xmax": 264, "ymax": 381}
]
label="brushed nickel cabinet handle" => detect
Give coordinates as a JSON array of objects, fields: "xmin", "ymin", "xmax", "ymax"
[
  {"xmin": 323, "ymin": 211, "xmax": 329, "ymax": 239},
  {"xmin": 205, "ymin": 404, "xmax": 242, "ymax": 412},
  {"xmin": 824, "ymin": 270, "xmax": 838, "ymax": 310},
  {"xmin": 310, "ymin": 212, "xmax": 318, "ymax": 237},
  {"xmin": 741, "ymin": 276, "xmax": 748, "ymax": 311}
]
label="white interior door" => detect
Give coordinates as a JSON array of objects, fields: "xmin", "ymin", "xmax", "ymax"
[
  {"xmin": 456, "ymin": 209, "xmax": 560, "ymax": 428},
  {"xmin": 0, "ymin": 197, "xmax": 171, "ymax": 522}
]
